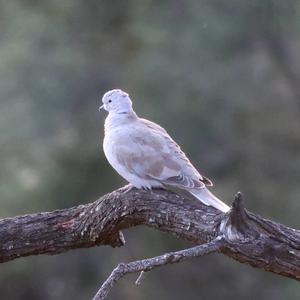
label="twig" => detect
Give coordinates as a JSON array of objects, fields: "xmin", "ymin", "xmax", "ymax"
[
  {"xmin": 92, "ymin": 237, "xmax": 225, "ymax": 300},
  {"xmin": 135, "ymin": 271, "xmax": 146, "ymax": 286}
]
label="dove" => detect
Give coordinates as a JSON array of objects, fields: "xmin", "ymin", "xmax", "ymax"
[{"xmin": 100, "ymin": 89, "xmax": 230, "ymax": 213}]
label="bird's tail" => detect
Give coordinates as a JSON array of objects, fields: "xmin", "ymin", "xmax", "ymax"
[{"xmin": 190, "ymin": 188, "xmax": 230, "ymax": 213}]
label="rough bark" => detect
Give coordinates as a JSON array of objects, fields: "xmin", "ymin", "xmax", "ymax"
[{"xmin": 0, "ymin": 187, "xmax": 299, "ymax": 282}]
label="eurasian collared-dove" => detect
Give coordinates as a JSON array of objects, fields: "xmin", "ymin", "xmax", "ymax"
[{"xmin": 100, "ymin": 89, "xmax": 230, "ymax": 213}]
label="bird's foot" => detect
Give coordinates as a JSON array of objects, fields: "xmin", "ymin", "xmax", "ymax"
[{"xmin": 141, "ymin": 186, "xmax": 154, "ymax": 195}]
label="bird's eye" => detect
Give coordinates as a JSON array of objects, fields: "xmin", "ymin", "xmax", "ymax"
[{"xmin": 108, "ymin": 99, "xmax": 112, "ymax": 103}]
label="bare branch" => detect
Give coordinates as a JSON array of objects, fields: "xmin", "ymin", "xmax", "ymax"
[
  {"xmin": 92, "ymin": 238, "xmax": 225, "ymax": 300},
  {"xmin": 0, "ymin": 186, "xmax": 299, "ymax": 287}
]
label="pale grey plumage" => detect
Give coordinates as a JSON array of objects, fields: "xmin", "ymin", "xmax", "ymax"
[{"xmin": 100, "ymin": 89, "xmax": 230, "ymax": 213}]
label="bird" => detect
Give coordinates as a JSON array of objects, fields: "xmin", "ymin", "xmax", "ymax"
[{"xmin": 99, "ymin": 89, "xmax": 230, "ymax": 213}]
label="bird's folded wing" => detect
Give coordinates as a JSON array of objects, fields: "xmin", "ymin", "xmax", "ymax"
[{"xmin": 116, "ymin": 119, "xmax": 212, "ymax": 189}]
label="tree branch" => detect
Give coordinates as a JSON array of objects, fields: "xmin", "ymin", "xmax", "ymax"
[
  {"xmin": 92, "ymin": 238, "xmax": 225, "ymax": 300},
  {"xmin": 0, "ymin": 187, "xmax": 299, "ymax": 292}
]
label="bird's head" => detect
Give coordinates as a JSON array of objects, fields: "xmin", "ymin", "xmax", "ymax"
[{"xmin": 100, "ymin": 89, "xmax": 133, "ymax": 114}]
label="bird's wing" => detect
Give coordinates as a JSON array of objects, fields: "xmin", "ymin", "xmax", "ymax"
[{"xmin": 116, "ymin": 118, "xmax": 212, "ymax": 189}]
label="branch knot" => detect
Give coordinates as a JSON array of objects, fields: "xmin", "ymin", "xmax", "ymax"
[{"xmin": 220, "ymin": 192, "xmax": 252, "ymax": 241}]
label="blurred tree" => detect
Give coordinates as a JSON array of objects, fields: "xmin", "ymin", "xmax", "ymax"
[{"xmin": 0, "ymin": 0, "xmax": 299, "ymax": 299}]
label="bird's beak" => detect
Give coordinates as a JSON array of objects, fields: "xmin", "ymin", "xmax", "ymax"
[{"xmin": 98, "ymin": 104, "xmax": 104, "ymax": 112}]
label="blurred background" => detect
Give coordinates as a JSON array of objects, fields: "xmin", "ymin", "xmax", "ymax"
[{"xmin": 0, "ymin": 0, "xmax": 300, "ymax": 299}]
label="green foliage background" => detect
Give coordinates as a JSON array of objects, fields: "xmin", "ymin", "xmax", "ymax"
[{"xmin": 0, "ymin": 1, "xmax": 299, "ymax": 299}]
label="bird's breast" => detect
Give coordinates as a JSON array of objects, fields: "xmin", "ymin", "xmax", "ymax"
[{"xmin": 103, "ymin": 126, "xmax": 131, "ymax": 168}]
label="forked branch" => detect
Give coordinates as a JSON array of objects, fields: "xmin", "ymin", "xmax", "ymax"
[
  {"xmin": 93, "ymin": 238, "xmax": 225, "ymax": 300},
  {"xmin": 0, "ymin": 187, "xmax": 299, "ymax": 299}
]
